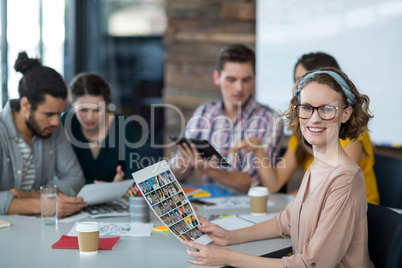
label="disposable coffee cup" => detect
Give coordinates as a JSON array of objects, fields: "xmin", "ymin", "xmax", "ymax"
[
  {"xmin": 76, "ymin": 222, "xmax": 100, "ymax": 255},
  {"xmin": 129, "ymin": 196, "xmax": 150, "ymax": 223},
  {"xmin": 248, "ymin": 187, "xmax": 269, "ymax": 215}
]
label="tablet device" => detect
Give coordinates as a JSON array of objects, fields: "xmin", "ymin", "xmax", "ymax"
[
  {"xmin": 169, "ymin": 135, "xmax": 231, "ymax": 167},
  {"xmin": 77, "ymin": 179, "xmax": 134, "ymax": 206}
]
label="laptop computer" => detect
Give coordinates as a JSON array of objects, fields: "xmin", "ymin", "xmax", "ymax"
[
  {"xmin": 77, "ymin": 179, "xmax": 134, "ymax": 206},
  {"xmin": 81, "ymin": 199, "xmax": 129, "ymax": 218}
]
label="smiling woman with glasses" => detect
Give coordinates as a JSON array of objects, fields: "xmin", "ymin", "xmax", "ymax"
[
  {"xmin": 181, "ymin": 67, "xmax": 374, "ymax": 267},
  {"xmin": 226, "ymin": 52, "xmax": 379, "ymax": 206}
]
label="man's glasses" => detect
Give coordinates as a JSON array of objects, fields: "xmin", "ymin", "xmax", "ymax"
[{"xmin": 295, "ymin": 105, "xmax": 348, "ymax": 120}]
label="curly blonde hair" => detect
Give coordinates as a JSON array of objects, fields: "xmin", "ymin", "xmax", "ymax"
[{"xmin": 284, "ymin": 67, "xmax": 373, "ymax": 141}]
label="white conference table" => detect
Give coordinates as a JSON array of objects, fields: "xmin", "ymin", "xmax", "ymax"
[{"xmin": 0, "ymin": 194, "xmax": 294, "ymax": 268}]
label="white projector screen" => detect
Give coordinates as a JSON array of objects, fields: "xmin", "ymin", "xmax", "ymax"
[{"xmin": 256, "ymin": 0, "xmax": 402, "ymax": 147}]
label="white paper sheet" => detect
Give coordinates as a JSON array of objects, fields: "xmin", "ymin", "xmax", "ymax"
[
  {"xmin": 211, "ymin": 213, "xmax": 279, "ymax": 231},
  {"xmin": 67, "ymin": 222, "xmax": 154, "ymax": 237},
  {"xmin": 199, "ymin": 196, "xmax": 275, "ymax": 210},
  {"xmin": 211, "ymin": 216, "xmax": 254, "ymax": 230},
  {"xmin": 237, "ymin": 213, "xmax": 278, "ymax": 224}
]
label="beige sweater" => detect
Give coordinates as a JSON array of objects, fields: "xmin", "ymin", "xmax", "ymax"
[{"xmin": 275, "ymin": 160, "xmax": 374, "ymax": 268}]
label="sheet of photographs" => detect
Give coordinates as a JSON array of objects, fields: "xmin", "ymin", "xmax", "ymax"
[{"xmin": 137, "ymin": 170, "xmax": 204, "ymax": 242}]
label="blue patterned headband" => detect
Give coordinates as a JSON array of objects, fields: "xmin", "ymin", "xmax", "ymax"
[{"xmin": 294, "ymin": 70, "xmax": 356, "ymax": 106}]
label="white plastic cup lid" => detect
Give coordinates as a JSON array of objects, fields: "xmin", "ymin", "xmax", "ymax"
[
  {"xmin": 248, "ymin": 187, "xmax": 269, "ymax": 197},
  {"xmin": 76, "ymin": 222, "xmax": 100, "ymax": 232}
]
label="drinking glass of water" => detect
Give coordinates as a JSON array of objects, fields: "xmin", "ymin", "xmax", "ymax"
[{"xmin": 40, "ymin": 185, "xmax": 58, "ymax": 225}]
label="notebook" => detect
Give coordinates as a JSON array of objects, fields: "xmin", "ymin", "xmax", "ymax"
[
  {"xmin": 77, "ymin": 179, "xmax": 134, "ymax": 206},
  {"xmin": 182, "ymin": 186, "xmax": 203, "ymax": 196},
  {"xmin": 52, "ymin": 235, "xmax": 120, "ymax": 250},
  {"xmin": 81, "ymin": 199, "xmax": 129, "ymax": 218}
]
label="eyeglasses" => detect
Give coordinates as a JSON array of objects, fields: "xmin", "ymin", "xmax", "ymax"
[{"xmin": 294, "ymin": 104, "xmax": 348, "ymax": 120}]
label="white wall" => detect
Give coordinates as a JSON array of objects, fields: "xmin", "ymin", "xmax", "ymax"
[{"xmin": 256, "ymin": 0, "xmax": 402, "ymax": 147}]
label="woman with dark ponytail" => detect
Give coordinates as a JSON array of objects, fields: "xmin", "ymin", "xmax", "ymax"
[{"xmin": 61, "ymin": 73, "xmax": 143, "ymax": 184}]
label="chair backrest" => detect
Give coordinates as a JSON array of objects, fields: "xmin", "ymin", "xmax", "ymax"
[
  {"xmin": 367, "ymin": 203, "xmax": 402, "ymax": 268},
  {"xmin": 373, "ymin": 154, "xmax": 402, "ymax": 208}
]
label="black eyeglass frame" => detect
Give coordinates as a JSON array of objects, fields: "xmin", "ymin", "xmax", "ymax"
[{"xmin": 294, "ymin": 104, "xmax": 348, "ymax": 120}]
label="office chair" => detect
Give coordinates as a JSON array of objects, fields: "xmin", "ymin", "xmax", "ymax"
[
  {"xmin": 367, "ymin": 203, "xmax": 402, "ymax": 268},
  {"xmin": 373, "ymin": 153, "xmax": 402, "ymax": 209}
]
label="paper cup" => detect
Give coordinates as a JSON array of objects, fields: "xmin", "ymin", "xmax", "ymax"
[
  {"xmin": 76, "ymin": 222, "xmax": 100, "ymax": 255},
  {"xmin": 248, "ymin": 187, "xmax": 269, "ymax": 215}
]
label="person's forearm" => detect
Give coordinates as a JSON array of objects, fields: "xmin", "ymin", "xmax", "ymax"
[
  {"xmin": 251, "ymin": 147, "xmax": 284, "ymax": 193},
  {"xmin": 7, "ymin": 197, "xmax": 40, "ymax": 215},
  {"xmin": 229, "ymin": 219, "xmax": 280, "ymax": 245},
  {"xmin": 171, "ymin": 163, "xmax": 193, "ymax": 182},
  {"xmin": 28, "ymin": 190, "xmax": 41, "ymax": 198},
  {"xmin": 201, "ymin": 168, "xmax": 251, "ymax": 192},
  {"xmin": 227, "ymin": 251, "xmax": 283, "ymax": 268},
  {"xmin": 257, "ymin": 161, "xmax": 284, "ymax": 193},
  {"xmin": 224, "ymin": 220, "xmax": 283, "ymax": 267},
  {"xmin": 8, "ymin": 188, "xmax": 41, "ymax": 198}
]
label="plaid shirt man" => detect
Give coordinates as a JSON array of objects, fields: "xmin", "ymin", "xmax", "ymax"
[{"xmin": 183, "ymin": 97, "xmax": 284, "ymax": 190}]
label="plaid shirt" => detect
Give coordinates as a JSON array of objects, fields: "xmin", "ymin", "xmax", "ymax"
[{"xmin": 184, "ymin": 97, "xmax": 284, "ymax": 189}]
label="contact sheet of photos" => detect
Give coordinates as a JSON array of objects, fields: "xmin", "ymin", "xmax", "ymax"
[{"xmin": 132, "ymin": 161, "xmax": 213, "ymax": 245}]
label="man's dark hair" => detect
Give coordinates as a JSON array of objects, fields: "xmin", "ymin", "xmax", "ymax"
[
  {"xmin": 14, "ymin": 51, "xmax": 67, "ymax": 110},
  {"xmin": 215, "ymin": 44, "xmax": 255, "ymax": 74}
]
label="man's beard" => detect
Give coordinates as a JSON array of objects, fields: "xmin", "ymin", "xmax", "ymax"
[{"xmin": 25, "ymin": 111, "xmax": 51, "ymax": 139}]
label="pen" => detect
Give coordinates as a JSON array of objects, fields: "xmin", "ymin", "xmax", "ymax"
[
  {"xmin": 128, "ymin": 189, "xmax": 136, "ymax": 197},
  {"xmin": 132, "ymin": 185, "xmax": 137, "ymax": 197},
  {"xmin": 134, "ymin": 184, "xmax": 142, "ymax": 197}
]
